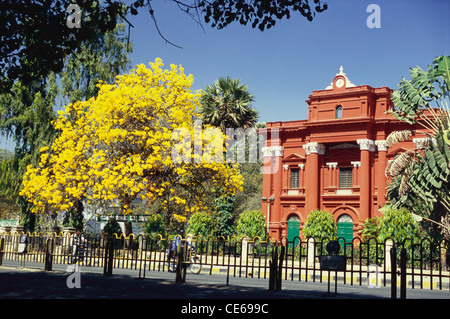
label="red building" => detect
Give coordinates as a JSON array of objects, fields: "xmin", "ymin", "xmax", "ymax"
[{"xmin": 260, "ymin": 67, "xmax": 426, "ymax": 242}]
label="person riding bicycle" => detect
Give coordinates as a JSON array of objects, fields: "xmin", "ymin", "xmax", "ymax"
[
  {"xmin": 69, "ymin": 228, "xmax": 86, "ymax": 264},
  {"xmin": 166, "ymin": 230, "xmax": 201, "ymax": 274},
  {"xmin": 168, "ymin": 229, "xmax": 185, "ymax": 259}
]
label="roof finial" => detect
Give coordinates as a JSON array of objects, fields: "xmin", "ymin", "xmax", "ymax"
[{"xmin": 325, "ymin": 65, "xmax": 356, "ymax": 90}]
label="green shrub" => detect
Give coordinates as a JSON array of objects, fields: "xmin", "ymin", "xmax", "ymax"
[
  {"xmin": 186, "ymin": 211, "xmax": 213, "ymax": 238},
  {"xmin": 103, "ymin": 218, "xmax": 123, "ymax": 237},
  {"xmin": 144, "ymin": 214, "xmax": 166, "ymax": 238},
  {"xmin": 378, "ymin": 206, "xmax": 423, "ymax": 243},
  {"xmin": 360, "ymin": 217, "xmax": 381, "ymax": 241},
  {"xmin": 236, "ymin": 210, "xmax": 268, "ymax": 240},
  {"xmin": 302, "ymin": 210, "xmax": 336, "ymax": 241}
]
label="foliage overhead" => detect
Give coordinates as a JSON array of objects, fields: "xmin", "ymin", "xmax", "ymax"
[
  {"xmin": 0, "ymin": 0, "xmax": 327, "ymax": 92},
  {"xmin": 0, "ymin": 0, "xmax": 124, "ymax": 92}
]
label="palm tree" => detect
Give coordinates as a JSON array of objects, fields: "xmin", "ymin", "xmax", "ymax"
[
  {"xmin": 198, "ymin": 77, "xmax": 259, "ymax": 238},
  {"xmin": 199, "ymin": 76, "xmax": 259, "ymax": 131}
]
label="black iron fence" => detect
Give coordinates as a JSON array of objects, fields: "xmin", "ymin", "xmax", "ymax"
[{"xmin": 1, "ymin": 231, "xmax": 449, "ymax": 295}]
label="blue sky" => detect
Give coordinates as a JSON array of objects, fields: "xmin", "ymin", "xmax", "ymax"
[
  {"xmin": 126, "ymin": 0, "xmax": 449, "ymax": 123},
  {"xmin": 1, "ymin": 0, "xmax": 449, "ymax": 151}
]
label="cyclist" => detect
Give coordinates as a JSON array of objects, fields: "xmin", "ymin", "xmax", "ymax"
[
  {"xmin": 69, "ymin": 228, "xmax": 90, "ymax": 265},
  {"xmin": 166, "ymin": 230, "xmax": 185, "ymax": 271}
]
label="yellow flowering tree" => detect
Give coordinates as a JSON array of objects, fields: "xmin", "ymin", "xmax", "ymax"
[{"xmin": 20, "ymin": 59, "xmax": 243, "ymax": 227}]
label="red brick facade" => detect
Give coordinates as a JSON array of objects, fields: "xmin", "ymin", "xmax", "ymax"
[{"xmin": 260, "ymin": 67, "xmax": 426, "ymax": 241}]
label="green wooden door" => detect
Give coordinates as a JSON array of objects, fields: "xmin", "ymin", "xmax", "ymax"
[
  {"xmin": 337, "ymin": 222, "xmax": 353, "ymax": 244},
  {"xmin": 337, "ymin": 214, "xmax": 353, "ymax": 248},
  {"xmin": 287, "ymin": 216, "xmax": 300, "ymax": 246}
]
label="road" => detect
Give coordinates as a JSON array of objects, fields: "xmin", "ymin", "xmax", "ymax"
[{"xmin": 1, "ymin": 259, "xmax": 449, "ymax": 300}]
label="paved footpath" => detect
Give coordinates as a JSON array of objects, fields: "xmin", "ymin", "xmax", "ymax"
[{"xmin": 0, "ymin": 262, "xmax": 448, "ymax": 317}]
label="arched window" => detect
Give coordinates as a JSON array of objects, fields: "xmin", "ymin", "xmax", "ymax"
[{"xmin": 336, "ymin": 105, "xmax": 343, "ymax": 119}]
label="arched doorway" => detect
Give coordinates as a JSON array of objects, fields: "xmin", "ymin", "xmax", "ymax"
[
  {"xmin": 287, "ymin": 215, "xmax": 300, "ymax": 246},
  {"xmin": 337, "ymin": 214, "xmax": 353, "ymax": 245}
]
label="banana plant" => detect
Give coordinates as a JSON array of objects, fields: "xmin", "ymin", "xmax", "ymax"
[{"xmin": 386, "ymin": 56, "xmax": 450, "ymax": 238}]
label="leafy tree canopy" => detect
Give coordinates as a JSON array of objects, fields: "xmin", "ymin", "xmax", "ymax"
[
  {"xmin": 20, "ymin": 59, "xmax": 243, "ymax": 224},
  {"xmin": 0, "ymin": 0, "xmax": 327, "ymax": 92}
]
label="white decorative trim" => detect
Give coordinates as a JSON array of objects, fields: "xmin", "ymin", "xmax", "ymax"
[
  {"xmin": 325, "ymin": 66, "xmax": 356, "ymax": 90},
  {"xmin": 351, "ymin": 161, "xmax": 361, "ymax": 167},
  {"xmin": 326, "ymin": 162, "xmax": 338, "ymax": 168},
  {"xmin": 283, "ymin": 164, "xmax": 289, "ymax": 170},
  {"xmin": 272, "ymin": 146, "xmax": 284, "ymax": 157},
  {"xmin": 262, "ymin": 146, "xmax": 284, "ymax": 157},
  {"xmin": 336, "ymin": 189, "xmax": 353, "ymax": 195},
  {"xmin": 357, "ymin": 139, "xmax": 375, "ymax": 151},
  {"xmin": 298, "ymin": 164, "xmax": 305, "ymax": 170},
  {"xmin": 303, "ymin": 142, "xmax": 326, "ymax": 155},
  {"xmin": 262, "ymin": 147, "xmax": 273, "ymax": 158},
  {"xmin": 375, "ymin": 140, "xmax": 387, "ymax": 152}
]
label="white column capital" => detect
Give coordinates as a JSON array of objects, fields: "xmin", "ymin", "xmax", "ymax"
[
  {"xmin": 272, "ymin": 145, "xmax": 284, "ymax": 157},
  {"xmin": 375, "ymin": 140, "xmax": 387, "ymax": 152},
  {"xmin": 351, "ymin": 161, "xmax": 361, "ymax": 167},
  {"xmin": 262, "ymin": 146, "xmax": 284, "ymax": 157},
  {"xmin": 357, "ymin": 139, "xmax": 375, "ymax": 151},
  {"xmin": 298, "ymin": 163, "xmax": 305, "ymax": 170},
  {"xmin": 303, "ymin": 142, "xmax": 326, "ymax": 155},
  {"xmin": 326, "ymin": 162, "xmax": 338, "ymax": 168},
  {"xmin": 262, "ymin": 147, "xmax": 272, "ymax": 158}
]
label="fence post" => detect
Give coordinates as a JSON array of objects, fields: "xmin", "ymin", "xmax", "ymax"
[
  {"xmin": 175, "ymin": 241, "xmax": 186, "ymax": 284},
  {"xmin": 307, "ymin": 238, "xmax": 315, "ymax": 268},
  {"xmin": 0, "ymin": 237, "xmax": 4, "ymax": 266},
  {"xmin": 103, "ymin": 238, "xmax": 114, "ymax": 276},
  {"xmin": 400, "ymin": 248, "xmax": 407, "ymax": 299},
  {"xmin": 384, "ymin": 239, "xmax": 393, "ymax": 271},
  {"xmin": 276, "ymin": 245, "xmax": 285, "ymax": 291},
  {"xmin": 137, "ymin": 235, "xmax": 146, "ymax": 279},
  {"xmin": 390, "ymin": 246, "xmax": 397, "ymax": 299},
  {"xmin": 242, "ymin": 237, "xmax": 248, "ymax": 265},
  {"xmin": 269, "ymin": 245, "xmax": 278, "ymax": 291},
  {"xmin": 44, "ymin": 238, "xmax": 53, "ymax": 271}
]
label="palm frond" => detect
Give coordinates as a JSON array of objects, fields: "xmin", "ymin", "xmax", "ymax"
[
  {"xmin": 388, "ymin": 151, "xmax": 412, "ymax": 177},
  {"xmin": 385, "ymin": 130, "xmax": 412, "ymax": 148}
]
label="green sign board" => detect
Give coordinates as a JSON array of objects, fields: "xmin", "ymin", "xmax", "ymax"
[{"xmin": 97, "ymin": 215, "xmax": 148, "ymax": 223}]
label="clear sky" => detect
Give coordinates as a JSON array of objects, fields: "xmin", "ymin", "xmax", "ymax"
[{"xmin": 1, "ymin": 0, "xmax": 449, "ymax": 151}]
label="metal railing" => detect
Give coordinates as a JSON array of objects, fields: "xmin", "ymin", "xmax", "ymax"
[{"xmin": 1, "ymin": 231, "xmax": 449, "ymax": 294}]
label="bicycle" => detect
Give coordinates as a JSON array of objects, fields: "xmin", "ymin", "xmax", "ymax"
[
  {"xmin": 67, "ymin": 241, "xmax": 92, "ymax": 266},
  {"xmin": 166, "ymin": 243, "xmax": 202, "ymax": 274}
]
